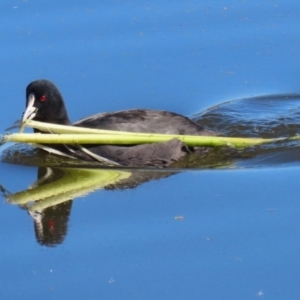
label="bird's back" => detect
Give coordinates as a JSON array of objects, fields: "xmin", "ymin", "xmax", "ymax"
[{"xmin": 74, "ymin": 109, "xmax": 215, "ymax": 136}]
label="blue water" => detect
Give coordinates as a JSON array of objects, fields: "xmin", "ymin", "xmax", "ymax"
[{"xmin": 1, "ymin": 0, "xmax": 300, "ymax": 299}]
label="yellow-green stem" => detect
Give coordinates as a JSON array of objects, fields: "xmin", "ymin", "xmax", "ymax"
[{"xmin": 3, "ymin": 132, "xmax": 284, "ymax": 148}]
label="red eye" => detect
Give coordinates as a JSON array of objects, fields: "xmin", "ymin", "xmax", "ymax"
[
  {"xmin": 40, "ymin": 95, "xmax": 47, "ymax": 102},
  {"xmin": 48, "ymin": 220, "xmax": 54, "ymax": 230}
]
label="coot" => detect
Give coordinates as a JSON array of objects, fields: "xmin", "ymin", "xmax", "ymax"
[{"xmin": 22, "ymin": 79, "xmax": 215, "ymax": 167}]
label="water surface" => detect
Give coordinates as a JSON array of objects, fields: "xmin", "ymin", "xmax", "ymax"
[{"xmin": 1, "ymin": 1, "xmax": 300, "ymax": 299}]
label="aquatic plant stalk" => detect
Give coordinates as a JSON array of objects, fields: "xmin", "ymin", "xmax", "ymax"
[{"xmin": 0, "ymin": 119, "xmax": 289, "ymax": 149}]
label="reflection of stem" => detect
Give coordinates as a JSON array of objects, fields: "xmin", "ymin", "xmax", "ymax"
[
  {"xmin": 28, "ymin": 183, "xmax": 97, "ymax": 211},
  {"xmin": 7, "ymin": 168, "xmax": 131, "ymax": 210}
]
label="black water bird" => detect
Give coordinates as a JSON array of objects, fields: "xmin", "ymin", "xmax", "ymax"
[{"xmin": 22, "ymin": 79, "xmax": 215, "ymax": 167}]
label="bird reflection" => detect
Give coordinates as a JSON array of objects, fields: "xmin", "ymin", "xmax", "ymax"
[
  {"xmin": 29, "ymin": 199, "xmax": 72, "ymax": 247},
  {"xmin": 3, "ymin": 166, "xmax": 178, "ymax": 247},
  {"xmin": 29, "ymin": 168, "xmax": 73, "ymax": 247}
]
